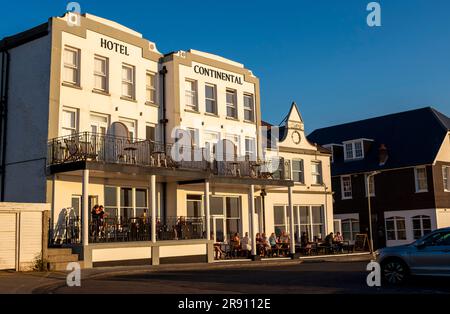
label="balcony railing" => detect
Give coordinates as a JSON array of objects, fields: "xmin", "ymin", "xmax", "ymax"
[
  {"xmin": 47, "ymin": 132, "xmax": 291, "ymax": 180},
  {"xmin": 49, "ymin": 216, "xmax": 207, "ymax": 245}
]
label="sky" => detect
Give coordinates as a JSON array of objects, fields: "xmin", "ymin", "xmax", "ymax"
[{"xmin": 1, "ymin": 0, "xmax": 450, "ymax": 133}]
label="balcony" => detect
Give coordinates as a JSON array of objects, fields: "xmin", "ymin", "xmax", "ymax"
[
  {"xmin": 49, "ymin": 216, "xmax": 206, "ymax": 246},
  {"xmin": 47, "ymin": 132, "xmax": 292, "ymax": 181}
]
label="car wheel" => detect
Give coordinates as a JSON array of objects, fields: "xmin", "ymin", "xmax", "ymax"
[{"xmin": 382, "ymin": 259, "xmax": 409, "ymax": 285}]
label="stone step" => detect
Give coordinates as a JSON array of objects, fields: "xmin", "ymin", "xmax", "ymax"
[
  {"xmin": 47, "ymin": 254, "xmax": 80, "ymax": 263},
  {"xmin": 47, "ymin": 248, "xmax": 73, "ymax": 256},
  {"xmin": 48, "ymin": 260, "xmax": 84, "ymax": 272}
]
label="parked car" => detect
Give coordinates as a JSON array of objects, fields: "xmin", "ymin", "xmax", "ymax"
[{"xmin": 375, "ymin": 227, "xmax": 450, "ymax": 284}]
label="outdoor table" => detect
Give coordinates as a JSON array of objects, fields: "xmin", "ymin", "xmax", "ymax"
[
  {"xmin": 152, "ymin": 151, "xmax": 166, "ymax": 167},
  {"xmin": 124, "ymin": 146, "xmax": 138, "ymax": 164},
  {"xmin": 250, "ymin": 163, "xmax": 262, "ymax": 178},
  {"xmin": 231, "ymin": 162, "xmax": 241, "ymax": 176}
]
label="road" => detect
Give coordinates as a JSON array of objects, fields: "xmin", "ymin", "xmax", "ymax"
[{"xmin": 33, "ymin": 260, "xmax": 450, "ymax": 294}]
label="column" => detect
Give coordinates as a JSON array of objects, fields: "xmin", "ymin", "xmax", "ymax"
[
  {"xmin": 288, "ymin": 186, "xmax": 295, "ymax": 255},
  {"xmin": 51, "ymin": 174, "xmax": 56, "ymax": 228},
  {"xmin": 204, "ymin": 180, "xmax": 211, "ymax": 241},
  {"xmin": 150, "ymin": 175, "xmax": 157, "ymax": 243},
  {"xmin": 248, "ymin": 185, "xmax": 257, "ymax": 257},
  {"xmin": 82, "ymin": 169, "xmax": 89, "ymax": 246}
]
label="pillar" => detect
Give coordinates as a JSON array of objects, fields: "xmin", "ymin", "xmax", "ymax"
[
  {"xmin": 204, "ymin": 180, "xmax": 211, "ymax": 241},
  {"xmin": 150, "ymin": 175, "xmax": 157, "ymax": 243},
  {"xmin": 288, "ymin": 186, "xmax": 295, "ymax": 255},
  {"xmin": 249, "ymin": 185, "xmax": 257, "ymax": 257},
  {"xmin": 82, "ymin": 169, "xmax": 89, "ymax": 246}
]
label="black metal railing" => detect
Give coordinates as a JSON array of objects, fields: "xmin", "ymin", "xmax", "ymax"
[
  {"xmin": 159, "ymin": 216, "xmax": 206, "ymax": 241},
  {"xmin": 47, "ymin": 132, "xmax": 291, "ymax": 180},
  {"xmin": 49, "ymin": 216, "xmax": 207, "ymax": 245}
]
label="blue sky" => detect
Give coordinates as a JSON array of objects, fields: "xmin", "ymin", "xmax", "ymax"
[{"xmin": 1, "ymin": 0, "xmax": 450, "ymax": 132}]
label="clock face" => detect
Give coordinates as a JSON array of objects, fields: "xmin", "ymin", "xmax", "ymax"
[{"xmin": 292, "ymin": 131, "xmax": 301, "ymax": 144}]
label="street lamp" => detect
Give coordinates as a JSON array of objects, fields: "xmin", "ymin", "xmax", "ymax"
[{"xmin": 367, "ymin": 171, "xmax": 381, "ymax": 256}]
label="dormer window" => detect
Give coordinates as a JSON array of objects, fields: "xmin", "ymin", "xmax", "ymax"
[{"xmin": 344, "ymin": 140, "xmax": 364, "ymax": 161}]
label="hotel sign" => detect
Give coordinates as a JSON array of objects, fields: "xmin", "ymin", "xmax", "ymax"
[
  {"xmin": 100, "ymin": 38, "xmax": 130, "ymax": 56},
  {"xmin": 194, "ymin": 65, "xmax": 243, "ymax": 85}
]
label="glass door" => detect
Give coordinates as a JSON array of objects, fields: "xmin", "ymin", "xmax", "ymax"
[
  {"xmin": 211, "ymin": 215, "xmax": 225, "ymax": 243},
  {"xmin": 90, "ymin": 114, "xmax": 108, "ymax": 158}
]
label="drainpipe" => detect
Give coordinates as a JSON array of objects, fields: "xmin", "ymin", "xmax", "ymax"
[
  {"xmin": 0, "ymin": 50, "xmax": 10, "ymax": 201},
  {"xmin": 159, "ymin": 65, "xmax": 168, "ymax": 222},
  {"xmin": 260, "ymin": 189, "xmax": 267, "ymax": 234},
  {"xmin": 159, "ymin": 65, "xmax": 168, "ymax": 147}
]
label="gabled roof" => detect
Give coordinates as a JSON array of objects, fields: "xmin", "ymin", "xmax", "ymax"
[
  {"xmin": 307, "ymin": 107, "xmax": 450, "ymax": 176},
  {"xmin": 285, "ymin": 102, "xmax": 303, "ymax": 123}
]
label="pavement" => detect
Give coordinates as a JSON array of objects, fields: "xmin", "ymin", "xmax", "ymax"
[{"xmin": 1, "ymin": 253, "xmax": 449, "ymax": 294}]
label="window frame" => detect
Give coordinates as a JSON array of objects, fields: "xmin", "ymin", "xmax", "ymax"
[
  {"xmin": 187, "ymin": 194, "xmax": 203, "ymax": 218},
  {"xmin": 343, "ymin": 140, "xmax": 364, "ymax": 161},
  {"xmin": 226, "ymin": 89, "xmax": 238, "ymax": 119},
  {"xmin": 121, "ymin": 63, "xmax": 136, "ymax": 100},
  {"xmin": 274, "ymin": 205, "xmax": 288, "ymax": 237},
  {"xmin": 341, "ymin": 218, "xmax": 360, "ymax": 241},
  {"xmin": 414, "ymin": 166, "xmax": 429, "ymax": 193},
  {"xmin": 63, "ymin": 46, "xmax": 80, "ymax": 86},
  {"xmin": 205, "ymin": 83, "xmax": 217, "ymax": 115},
  {"xmin": 243, "ymin": 93, "xmax": 255, "ymax": 122},
  {"xmin": 93, "ymin": 55, "xmax": 108, "ymax": 92},
  {"xmin": 412, "ymin": 215, "xmax": 432, "ymax": 240},
  {"xmin": 341, "ymin": 175, "xmax": 353, "ymax": 200},
  {"xmin": 185, "ymin": 79, "xmax": 198, "ymax": 111},
  {"xmin": 311, "ymin": 161, "xmax": 323, "ymax": 185},
  {"xmin": 385, "ymin": 216, "xmax": 407, "ymax": 241},
  {"xmin": 292, "ymin": 159, "xmax": 305, "ymax": 184},
  {"xmin": 443, "ymin": 166, "xmax": 450, "ymax": 192},
  {"xmin": 146, "ymin": 71, "xmax": 157, "ymax": 104},
  {"xmin": 61, "ymin": 108, "xmax": 78, "ymax": 136},
  {"xmin": 245, "ymin": 137, "xmax": 256, "ymax": 160}
]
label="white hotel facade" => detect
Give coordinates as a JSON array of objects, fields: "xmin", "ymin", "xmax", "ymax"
[{"xmin": 0, "ymin": 13, "xmax": 333, "ymax": 267}]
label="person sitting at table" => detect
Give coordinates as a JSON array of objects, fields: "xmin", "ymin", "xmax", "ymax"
[
  {"xmin": 279, "ymin": 231, "xmax": 290, "ymax": 256},
  {"xmin": 301, "ymin": 232, "xmax": 312, "ymax": 255},
  {"xmin": 261, "ymin": 233, "xmax": 271, "ymax": 257},
  {"xmin": 334, "ymin": 232, "xmax": 344, "ymax": 253},
  {"xmin": 324, "ymin": 232, "xmax": 335, "ymax": 253},
  {"xmin": 279, "ymin": 231, "xmax": 289, "ymax": 244},
  {"xmin": 214, "ymin": 242, "xmax": 225, "ymax": 260},
  {"xmin": 269, "ymin": 233, "xmax": 280, "ymax": 256},
  {"xmin": 334, "ymin": 232, "xmax": 343, "ymax": 242},
  {"xmin": 241, "ymin": 232, "xmax": 252, "ymax": 257},
  {"xmin": 231, "ymin": 233, "xmax": 241, "ymax": 257},
  {"xmin": 255, "ymin": 233, "xmax": 263, "ymax": 255}
]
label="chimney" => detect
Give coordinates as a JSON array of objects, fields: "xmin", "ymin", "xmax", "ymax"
[{"xmin": 379, "ymin": 144, "xmax": 388, "ymax": 166}]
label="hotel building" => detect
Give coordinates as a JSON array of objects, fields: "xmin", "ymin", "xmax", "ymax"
[{"xmin": 0, "ymin": 13, "xmax": 333, "ymax": 268}]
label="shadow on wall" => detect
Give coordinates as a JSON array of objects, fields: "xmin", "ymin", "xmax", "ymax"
[{"xmin": 51, "ymin": 207, "xmax": 80, "ymax": 245}]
